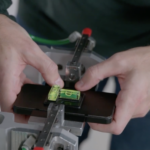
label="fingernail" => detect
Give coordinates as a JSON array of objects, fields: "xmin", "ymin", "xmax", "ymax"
[
  {"xmin": 76, "ymin": 80, "xmax": 84, "ymax": 87},
  {"xmin": 55, "ymin": 78, "xmax": 64, "ymax": 87}
]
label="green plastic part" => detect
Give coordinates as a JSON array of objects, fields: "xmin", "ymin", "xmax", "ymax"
[
  {"xmin": 48, "ymin": 85, "xmax": 60, "ymax": 101},
  {"xmin": 22, "ymin": 148, "xmax": 27, "ymax": 150},
  {"xmin": 30, "ymin": 34, "xmax": 70, "ymax": 45},
  {"xmin": 59, "ymin": 89, "xmax": 80, "ymax": 100}
]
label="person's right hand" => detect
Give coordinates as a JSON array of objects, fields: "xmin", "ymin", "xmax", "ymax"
[{"xmin": 0, "ymin": 14, "xmax": 64, "ymax": 122}]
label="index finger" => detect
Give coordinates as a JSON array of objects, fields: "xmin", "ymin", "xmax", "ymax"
[
  {"xmin": 75, "ymin": 55, "xmax": 128, "ymax": 91},
  {"xmin": 23, "ymin": 41, "xmax": 64, "ymax": 87}
]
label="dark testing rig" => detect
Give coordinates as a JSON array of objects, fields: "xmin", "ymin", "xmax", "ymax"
[{"xmin": 0, "ymin": 28, "xmax": 116, "ymax": 150}]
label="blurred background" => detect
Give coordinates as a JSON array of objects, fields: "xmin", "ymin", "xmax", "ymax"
[{"xmin": 8, "ymin": 0, "xmax": 116, "ymax": 150}]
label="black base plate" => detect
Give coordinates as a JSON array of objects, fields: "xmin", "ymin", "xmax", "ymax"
[{"xmin": 13, "ymin": 84, "xmax": 116, "ymax": 124}]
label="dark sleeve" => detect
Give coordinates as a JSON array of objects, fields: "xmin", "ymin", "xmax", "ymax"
[{"xmin": 0, "ymin": 0, "xmax": 16, "ymax": 21}]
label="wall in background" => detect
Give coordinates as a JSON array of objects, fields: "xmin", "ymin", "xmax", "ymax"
[{"xmin": 8, "ymin": 0, "xmax": 19, "ymax": 16}]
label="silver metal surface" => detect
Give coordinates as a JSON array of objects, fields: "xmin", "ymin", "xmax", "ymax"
[
  {"xmin": 65, "ymin": 35, "xmax": 89, "ymax": 82},
  {"xmin": 71, "ymin": 37, "xmax": 88, "ymax": 64},
  {"xmin": 0, "ymin": 45, "xmax": 105, "ymax": 150},
  {"xmin": 49, "ymin": 128, "xmax": 78, "ymax": 150},
  {"xmin": 9, "ymin": 126, "xmax": 78, "ymax": 150},
  {"xmin": 29, "ymin": 103, "xmax": 84, "ymax": 136},
  {"xmin": 65, "ymin": 61, "xmax": 81, "ymax": 81},
  {"xmin": 11, "ymin": 129, "xmax": 38, "ymax": 150},
  {"xmin": 23, "ymin": 46, "xmax": 104, "ymax": 84},
  {"xmin": 35, "ymin": 104, "xmax": 60, "ymax": 147},
  {"xmin": 0, "ymin": 109, "xmax": 78, "ymax": 150}
]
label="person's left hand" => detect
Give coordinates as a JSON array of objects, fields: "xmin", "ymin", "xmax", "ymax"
[
  {"xmin": 75, "ymin": 46, "xmax": 150, "ymax": 135},
  {"xmin": 0, "ymin": 15, "xmax": 64, "ymax": 123}
]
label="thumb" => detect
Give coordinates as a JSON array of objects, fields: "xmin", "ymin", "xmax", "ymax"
[
  {"xmin": 23, "ymin": 42, "xmax": 64, "ymax": 87},
  {"xmin": 75, "ymin": 55, "xmax": 126, "ymax": 91}
]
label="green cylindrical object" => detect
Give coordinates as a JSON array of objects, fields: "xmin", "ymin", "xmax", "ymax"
[{"xmin": 30, "ymin": 34, "xmax": 70, "ymax": 45}]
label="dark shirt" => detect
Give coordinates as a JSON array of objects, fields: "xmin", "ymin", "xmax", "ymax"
[
  {"xmin": 0, "ymin": 0, "xmax": 15, "ymax": 21},
  {"xmin": 2, "ymin": 0, "xmax": 150, "ymax": 56}
]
